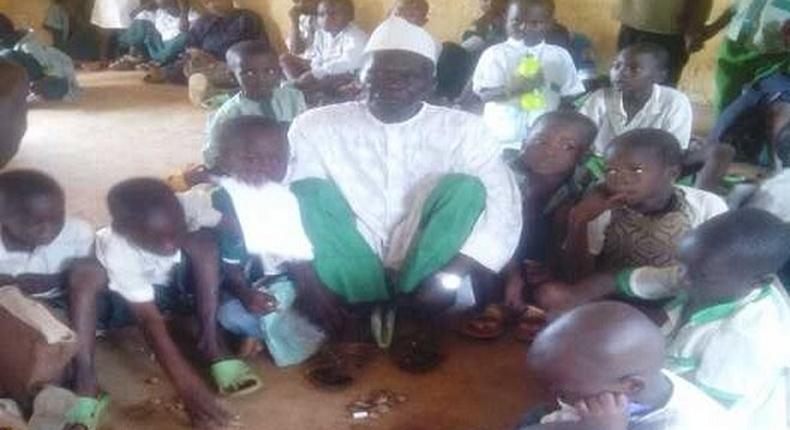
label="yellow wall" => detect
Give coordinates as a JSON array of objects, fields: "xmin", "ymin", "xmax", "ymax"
[{"xmin": 2, "ymin": 0, "xmax": 730, "ymax": 103}]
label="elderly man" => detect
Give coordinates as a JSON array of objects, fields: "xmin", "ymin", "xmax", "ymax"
[{"xmin": 288, "ymin": 16, "xmax": 521, "ymax": 369}]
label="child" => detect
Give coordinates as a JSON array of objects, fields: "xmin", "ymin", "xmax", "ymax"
[
  {"xmin": 286, "ymin": 0, "xmax": 320, "ymax": 57},
  {"xmin": 0, "ymin": 170, "xmax": 109, "ymax": 430},
  {"xmin": 95, "ymin": 178, "xmax": 260, "ymax": 429},
  {"xmin": 0, "ymin": 59, "xmax": 27, "ymax": 167},
  {"xmin": 519, "ymin": 301, "xmax": 734, "ymax": 430},
  {"xmin": 472, "ymin": 0, "xmax": 584, "ymax": 153},
  {"xmin": 614, "ymin": 209, "xmax": 790, "ymax": 430},
  {"xmin": 212, "ymin": 116, "xmax": 325, "ymax": 365},
  {"xmin": 579, "ymin": 42, "xmax": 692, "ymax": 157},
  {"xmin": 0, "ymin": 14, "xmax": 79, "ymax": 101},
  {"xmin": 43, "ymin": 0, "xmax": 100, "ymax": 63},
  {"xmin": 203, "ymin": 40, "xmax": 307, "ymax": 167},
  {"xmin": 563, "ymin": 129, "xmax": 727, "ymax": 280},
  {"xmin": 111, "ymin": 0, "xmax": 198, "ymax": 71},
  {"xmin": 392, "ymin": 0, "xmax": 430, "ymax": 27},
  {"xmin": 461, "ymin": 0, "xmax": 507, "ymax": 57},
  {"xmin": 90, "ymin": 0, "xmax": 140, "ymax": 64},
  {"xmin": 279, "ymin": 0, "xmax": 368, "ymax": 100}
]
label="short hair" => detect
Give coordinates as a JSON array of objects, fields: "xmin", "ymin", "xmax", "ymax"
[
  {"xmin": 533, "ymin": 111, "xmax": 598, "ymax": 148},
  {"xmin": 225, "ymin": 39, "xmax": 275, "ymax": 65},
  {"xmin": 509, "ymin": 0, "xmax": 554, "ymax": 13},
  {"xmin": 107, "ymin": 178, "xmax": 181, "ymax": 229},
  {"xmin": 609, "ymin": 128, "xmax": 683, "ymax": 167},
  {"xmin": 0, "ymin": 169, "xmax": 63, "ymax": 216},
  {"xmin": 620, "ymin": 42, "xmax": 670, "ymax": 72},
  {"xmin": 776, "ymin": 121, "xmax": 790, "ymax": 167},
  {"xmin": 215, "ymin": 116, "xmax": 289, "ymax": 158},
  {"xmin": 320, "ymin": 0, "xmax": 355, "ymax": 19}
]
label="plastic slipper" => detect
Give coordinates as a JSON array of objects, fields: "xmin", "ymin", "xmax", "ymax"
[
  {"xmin": 460, "ymin": 304, "xmax": 507, "ymax": 340},
  {"xmin": 64, "ymin": 393, "xmax": 110, "ymax": 430},
  {"xmin": 303, "ymin": 349, "xmax": 353, "ymax": 391},
  {"xmin": 371, "ymin": 305, "xmax": 396, "ymax": 349},
  {"xmin": 513, "ymin": 305, "xmax": 547, "ymax": 343},
  {"xmin": 391, "ymin": 333, "xmax": 444, "ymax": 374},
  {"xmin": 210, "ymin": 359, "xmax": 263, "ymax": 397}
]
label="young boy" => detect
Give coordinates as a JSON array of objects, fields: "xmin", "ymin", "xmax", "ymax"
[
  {"xmin": 392, "ymin": 0, "xmax": 430, "ymax": 27},
  {"xmin": 203, "ymin": 40, "xmax": 307, "ymax": 167},
  {"xmin": 212, "ymin": 116, "xmax": 325, "ymax": 365},
  {"xmin": 520, "ymin": 301, "xmax": 734, "ymax": 430},
  {"xmin": 286, "ymin": 0, "xmax": 320, "ymax": 57},
  {"xmin": 579, "ymin": 42, "xmax": 692, "ymax": 157},
  {"xmin": 461, "ymin": 0, "xmax": 508, "ymax": 57},
  {"xmin": 0, "ymin": 170, "xmax": 109, "ymax": 430},
  {"xmin": 613, "ymin": 209, "xmax": 790, "ymax": 430},
  {"xmin": 563, "ymin": 129, "xmax": 727, "ymax": 280},
  {"xmin": 279, "ymin": 0, "xmax": 368, "ymax": 100},
  {"xmin": 95, "ymin": 178, "xmax": 260, "ymax": 429},
  {"xmin": 472, "ymin": 0, "xmax": 584, "ymax": 153},
  {"xmin": 0, "ymin": 59, "xmax": 27, "ymax": 167},
  {"xmin": 0, "ymin": 14, "xmax": 79, "ymax": 101}
]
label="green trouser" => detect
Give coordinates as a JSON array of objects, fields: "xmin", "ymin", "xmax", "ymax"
[
  {"xmin": 291, "ymin": 175, "xmax": 486, "ymax": 304},
  {"xmin": 120, "ymin": 20, "xmax": 187, "ymax": 64},
  {"xmin": 714, "ymin": 38, "xmax": 789, "ymax": 115}
]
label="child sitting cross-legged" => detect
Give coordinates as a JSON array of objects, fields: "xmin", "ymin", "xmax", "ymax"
[
  {"xmin": 517, "ymin": 301, "xmax": 735, "ymax": 430},
  {"xmin": 611, "ymin": 209, "xmax": 790, "ymax": 430},
  {"xmin": 203, "ymin": 40, "xmax": 306, "ymax": 167},
  {"xmin": 211, "ymin": 116, "xmax": 326, "ymax": 365},
  {"xmin": 95, "ymin": 178, "xmax": 261, "ymax": 429},
  {"xmin": 0, "ymin": 170, "xmax": 110, "ymax": 430}
]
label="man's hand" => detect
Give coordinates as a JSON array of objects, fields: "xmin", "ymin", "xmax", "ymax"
[
  {"xmin": 240, "ymin": 289, "xmax": 278, "ymax": 315},
  {"xmin": 179, "ymin": 382, "xmax": 234, "ymax": 430},
  {"xmin": 575, "ymin": 392, "xmax": 629, "ymax": 430}
]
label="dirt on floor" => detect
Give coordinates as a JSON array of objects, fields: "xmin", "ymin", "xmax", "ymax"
[{"xmin": 9, "ymin": 72, "xmax": 541, "ymax": 430}]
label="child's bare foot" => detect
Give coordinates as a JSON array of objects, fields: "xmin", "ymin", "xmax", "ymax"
[{"xmin": 237, "ymin": 337, "xmax": 263, "ymax": 358}]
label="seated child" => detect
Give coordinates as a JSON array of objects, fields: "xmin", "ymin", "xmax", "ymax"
[
  {"xmin": 43, "ymin": 0, "xmax": 100, "ymax": 63},
  {"xmin": 110, "ymin": 0, "xmax": 199, "ymax": 71},
  {"xmin": 286, "ymin": 0, "xmax": 320, "ymax": 57},
  {"xmin": 472, "ymin": 0, "xmax": 584, "ymax": 153},
  {"xmin": 614, "ymin": 209, "xmax": 790, "ymax": 430},
  {"xmin": 0, "ymin": 59, "xmax": 28, "ymax": 167},
  {"xmin": 461, "ymin": 0, "xmax": 507, "ymax": 58},
  {"xmin": 212, "ymin": 116, "xmax": 325, "ymax": 365},
  {"xmin": 519, "ymin": 301, "xmax": 734, "ymax": 430},
  {"xmin": 203, "ymin": 40, "xmax": 307, "ymax": 167},
  {"xmin": 95, "ymin": 178, "xmax": 260, "ymax": 429},
  {"xmin": 0, "ymin": 14, "xmax": 79, "ymax": 101},
  {"xmin": 579, "ymin": 42, "xmax": 692, "ymax": 157},
  {"xmin": 279, "ymin": 0, "xmax": 368, "ymax": 101},
  {"xmin": 391, "ymin": 0, "xmax": 430, "ymax": 27},
  {"xmin": 0, "ymin": 170, "xmax": 109, "ymax": 430},
  {"xmin": 562, "ymin": 129, "xmax": 727, "ymax": 281}
]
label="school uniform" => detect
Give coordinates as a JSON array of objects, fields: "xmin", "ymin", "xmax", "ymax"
[
  {"xmin": 472, "ymin": 39, "xmax": 584, "ymax": 151},
  {"xmin": 91, "ymin": 0, "xmax": 140, "ymax": 30},
  {"xmin": 586, "ymin": 185, "xmax": 727, "ymax": 270},
  {"xmin": 286, "ymin": 14, "xmax": 318, "ymax": 55},
  {"xmin": 579, "ymin": 84, "xmax": 693, "ymax": 156},
  {"xmin": 618, "ymin": 268, "xmax": 790, "ymax": 430},
  {"xmin": 120, "ymin": 8, "xmax": 199, "ymax": 64},
  {"xmin": 1, "ymin": 32, "xmax": 80, "ymax": 101},
  {"xmin": 202, "ymin": 86, "xmax": 307, "ymax": 167},
  {"xmin": 305, "ymin": 23, "xmax": 368, "ymax": 79}
]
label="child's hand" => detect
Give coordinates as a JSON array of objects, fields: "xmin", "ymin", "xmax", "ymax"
[
  {"xmin": 241, "ymin": 290, "xmax": 278, "ymax": 315},
  {"xmin": 183, "ymin": 164, "xmax": 212, "ymax": 188},
  {"xmin": 508, "ymin": 74, "xmax": 543, "ymax": 96},
  {"xmin": 568, "ymin": 186, "xmax": 627, "ymax": 228},
  {"xmin": 575, "ymin": 392, "xmax": 629, "ymax": 430}
]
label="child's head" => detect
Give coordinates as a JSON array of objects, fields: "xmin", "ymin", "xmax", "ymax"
[
  {"xmin": 202, "ymin": 0, "xmax": 234, "ymax": 15},
  {"xmin": 226, "ymin": 41, "xmax": 281, "ymax": 100},
  {"xmin": 0, "ymin": 170, "xmax": 65, "ymax": 249},
  {"xmin": 528, "ymin": 301, "xmax": 666, "ymax": 406},
  {"xmin": 505, "ymin": 0, "xmax": 553, "ymax": 45},
  {"xmin": 215, "ymin": 116, "xmax": 290, "ymax": 186},
  {"xmin": 480, "ymin": 0, "xmax": 507, "ymax": 16},
  {"xmin": 611, "ymin": 43, "xmax": 669, "ymax": 93},
  {"xmin": 294, "ymin": 0, "xmax": 320, "ymax": 14},
  {"xmin": 521, "ymin": 111, "xmax": 597, "ymax": 177},
  {"xmin": 678, "ymin": 208, "xmax": 790, "ymax": 304},
  {"xmin": 0, "ymin": 59, "xmax": 28, "ymax": 168},
  {"xmin": 392, "ymin": 0, "xmax": 429, "ymax": 27},
  {"xmin": 107, "ymin": 178, "xmax": 187, "ymax": 257},
  {"xmin": 317, "ymin": 0, "xmax": 354, "ymax": 34},
  {"xmin": 604, "ymin": 129, "xmax": 682, "ymax": 209}
]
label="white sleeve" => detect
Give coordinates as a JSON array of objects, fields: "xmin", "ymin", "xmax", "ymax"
[
  {"xmin": 472, "ymin": 47, "xmax": 508, "ymax": 93},
  {"xmin": 586, "ymin": 210, "xmax": 611, "ymax": 256},
  {"xmin": 95, "ymin": 231, "xmax": 156, "ymax": 303},
  {"xmin": 68, "ymin": 218, "xmax": 96, "ymax": 259},
  {"xmin": 557, "ymin": 49, "xmax": 585, "ymax": 96},
  {"xmin": 177, "ymin": 187, "xmax": 222, "ymax": 231},
  {"xmin": 311, "ymin": 29, "xmax": 368, "ymax": 79},
  {"xmin": 288, "ymin": 112, "xmax": 330, "ymax": 182},
  {"xmin": 681, "ymin": 186, "xmax": 729, "ymax": 227},
  {"xmin": 455, "ymin": 120, "xmax": 523, "ymax": 271},
  {"xmin": 578, "ymin": 89, "xmax": 604, "ymax": 125},
  {"xmin": 663, "ymin": 92, "xmax": 694, "ymax": 150}
]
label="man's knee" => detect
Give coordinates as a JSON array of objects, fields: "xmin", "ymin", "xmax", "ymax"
[
  {"xmin": 434, "ymin": 174, "xmax": 486, "ymax": 208},
  {"xmin": 67, "ymin": 259, "xmax": 107, "ymax": 296}
]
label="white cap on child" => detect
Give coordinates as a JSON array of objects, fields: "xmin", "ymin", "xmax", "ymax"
[{"xmin": 363, "ymin": 16, "xmax": 438, "ymax": 65}]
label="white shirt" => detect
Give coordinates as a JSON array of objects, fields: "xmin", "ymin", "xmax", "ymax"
[
  {"xmin": 747, "ymin": 168, "xmax": 790, "ymax": 222},
  {"xmin": 587, "ymin": 185, "xmax": 728, "ymax": 255},
  {"xmin": 580, "ymin": 84, "xmax": 693, "ymax": 155},
  {"xmin": 95, "ymin": 227, "xmax": 182, "ymax": 304},
  {"xmin": 306, "ymin": 23, "xmax": 368, "ymax": 79},
  {"xmin": 472, "ymin": 39, "xmax": 584, "ymax": 150},
  {"xmin": 541, "ymin": 370, "xmax": 734, "ymax": 430},
  {"xmin": 288, "ymin": 101, "xmax": 522, "ymax": 272},
  {"xmin": 0, "ymin": 217, "xmax": 94, "ymax": 297},
  {"xmin": 91, "ymin": 0, "xmax": 140, "ymax": 29},
  {"xmin": 136, "ymin": 9, "xmax": 199, "ymax": 42}
]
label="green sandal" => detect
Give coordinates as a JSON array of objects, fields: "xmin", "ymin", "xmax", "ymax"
[
  {"xmin": 64, "ymin": 393, "xmax": 110, "ymax": 430},
  {"xmin": 210, "ymin": 359, "xmax": 263, "ymax": 397}
]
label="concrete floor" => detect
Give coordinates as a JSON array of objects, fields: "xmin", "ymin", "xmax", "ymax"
[{"xmin": 9, "ymin": 72, "xmax": 540, "ymax": 430}]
